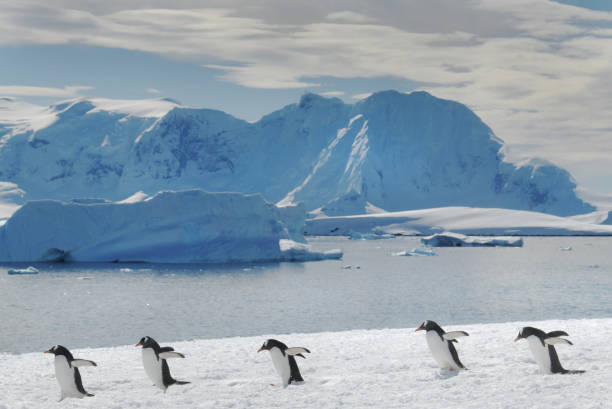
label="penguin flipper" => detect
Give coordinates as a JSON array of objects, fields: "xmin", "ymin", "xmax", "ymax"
[
  {"xmin": 544, "ymin": 337, "xmax": 573, "ymax": 346},
  {"xmin": 447, "ymin": 341, "xmax": 466, "ymax": 369},
  {"xmin": 547, "ymin": 331, "xmax": 569, "ymax": 338},
  {"xmin": 443, "ymin": 331, "xmax": 469, "ymax": 341},
  {"xmin": 288, "ymin": 356, "xmax": 304, "ymax": 383},
  {"xmin": 286, "ymin": 347, "xmax": 310, "ymax": 357}
]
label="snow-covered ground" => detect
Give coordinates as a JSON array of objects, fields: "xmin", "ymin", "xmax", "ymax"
[
  {"xmin": 1, "ymin": 318, "xmax": 609, "ymax": 409},
  {"xmin": 306, "ymin": 206, "xmax": 612, "ymax": 236}
]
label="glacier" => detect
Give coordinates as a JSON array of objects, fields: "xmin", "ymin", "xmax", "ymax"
[
  {"xmin": 0, "ymin": 190, "xmax": 341, "ymax": 263},
  {"xmin": 0, "ymin": 91, "xmax": 595, "ymax": 217}
]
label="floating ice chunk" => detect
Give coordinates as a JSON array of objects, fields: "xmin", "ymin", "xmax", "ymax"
[
  {"xmin": 348, "ymin": 231, "xmax": 394, "ymax": 240},
  {"xmin": 279, "ymin": 239, "xmax": 342, "ymax": 261},
  {"xmin": 7, "ymin": 266, "xmax": 39, "ymax": 275},
  {"xmin": 392, "ymin": 248, "xmax": 437, "ymax": 257},
  {"xmin": 421, "ymin": 232, "xmax": 523, "ymax": 247}
]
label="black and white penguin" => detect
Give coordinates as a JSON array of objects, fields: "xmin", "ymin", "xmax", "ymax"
[
  {"xmin": 135, "ymin": 336, "xmax": 190, "ymax": 392},
  {"xmin": 514, "ymin": 326, "xmax": 585, "ymax": 374},
  {"xmin": 415, "ymin": 320, "xmax": 469, "ymax": 371},
  {"xmin": 257, "ymin": 339, "xmax": 310, "ymax": 386},
  {"xmin": 44, "ymin": 345, "xmax": 97, "ymax": 402}
]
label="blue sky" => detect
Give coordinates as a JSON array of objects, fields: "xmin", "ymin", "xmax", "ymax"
[{"xmin": 1, "ymin": 0, "xmax": 611, "ymax": 194}]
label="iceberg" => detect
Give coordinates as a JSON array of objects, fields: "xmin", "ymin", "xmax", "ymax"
[
  {"xmin": 7, "ymin": 266, "xmax": 40, "ymax": 275},
  {"xmin": 0, "ymin": 190, "xmax": 341, "ymax": 263},
  {"xmin": 421, "ymin": 232, "xmax": 523, "ymax": 247},
  {"xmin": 392, "ymin": 248, "xmax": 437, "ymax": 256}
]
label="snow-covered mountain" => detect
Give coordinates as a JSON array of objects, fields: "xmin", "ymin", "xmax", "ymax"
[{"xmin": 0, "ymin": 91, "xmax": 594, "ymax": 216}]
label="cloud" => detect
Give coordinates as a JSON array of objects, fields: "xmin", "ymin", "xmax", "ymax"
[
  {"xmin": 146, "ymin": 88, "xmax": 161, "ymax": 94},
  {"xmin": 0, "ymin": 85, "xmax": 94, "ymax": 98},
  {"xmin": 351, "ymin": 92, "xmax": 372, "ymax": 100},
  {"xmin": 325, "ymin": 11, "xmax": 373, "ymax": 23},
  {"xmin": 320, "ymin": 91, "xmax": 345, "ymax": 97}
]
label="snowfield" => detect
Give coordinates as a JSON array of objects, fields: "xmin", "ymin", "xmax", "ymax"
[
  {"xmin": 306, "ymin": 206, "xmax": 612, "ymax": 236},
  {"xmin": 1, "ymin": 318, "xmax": 609, "ymax": 409}
]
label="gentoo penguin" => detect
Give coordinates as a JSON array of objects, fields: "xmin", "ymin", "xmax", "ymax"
[
  {"xmin": 514, "ymin": 326, "xmax": 585, "ymax": 374},
  {"xmin": 44, "ymin": 345, "xmax": 97, "ymax": 402},
  {"xmin": 135, "ymin": 336, "xmax": 190, "ymax": 392},
  {"xmin": 258, "ymin": 339, "xmax": 311, "ymax": 386},
  {"xmin": 415, "ymin": 320, "xmax": 469, "ymax": 370}
]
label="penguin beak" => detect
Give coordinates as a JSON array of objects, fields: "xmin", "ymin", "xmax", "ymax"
[
  {"xmin": 135, "ymin": 343, "xmax": 142, "ymax": 347},
  {"xmin": 44, "ymin": 349, "xmax": 52, "ymax": 354},
  {"xmin": 513, "ymin": 336, "xmax": 521, "ymax": 342},
  {"xmin": 415, "ymin": 327, "xmax": 423, "ymax": 332},
  {"xmin": 257, "ymin": 347, "xmax": 263, "ymax": 353}
]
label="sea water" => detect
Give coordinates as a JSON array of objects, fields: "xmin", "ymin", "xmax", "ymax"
[{"xmin": 1, "ymin": 236, "xmax": 611, "ymax": 353}]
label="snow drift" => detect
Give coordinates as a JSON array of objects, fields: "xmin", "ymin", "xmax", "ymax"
[
  {"xmin": 0, "ymin": 91, "xmax": 594, "ymax": 216},
  {"xmin": 0, "ymin": 190, "xmax": 341, "ymax": 263},
  {"xmin": 1, "ymin": 318, "xmax": 608, "ymax": 409}
]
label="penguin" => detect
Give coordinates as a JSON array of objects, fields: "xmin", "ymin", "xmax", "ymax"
[
  {"xmin": 44, "ymin": 345, "xmax": 97, "ymax": 402},
  {"xmin": 135, "ymin": 336, "xmax": 190, "ymax": 392},
  {"xmin": 415, "ymin": 320, "xmax": 469, "ymax": 371},
  {"xmin": 514, "ymin": 326, "xmax": 585, "ymax": 374},
  {"xmin": 257, "ymin": 339, "xmax": 310, "ymax": 386}
]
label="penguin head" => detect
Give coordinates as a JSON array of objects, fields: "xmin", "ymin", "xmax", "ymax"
[
  {"xmin": 44, "ymin": 345, "xmax": 72, "ymax": 358},
  {"xmin": 514, "ymin": 327, "xmax": 538, "ymax": 342},
  {"xmin": 135, "ymin": 336, "xmax": 158, "ymax": 349},
  {"xmin": 257, "ymin": 339, "xmax": 286, "ymax": 353},
  {"xmin": 415, "ymin": 320, "xmax": 441, "ymax": 332}
]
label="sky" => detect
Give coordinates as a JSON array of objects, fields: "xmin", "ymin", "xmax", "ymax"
[{"xmin": 1, "ymin": 0, "xmax": 611, "ymax": 194}]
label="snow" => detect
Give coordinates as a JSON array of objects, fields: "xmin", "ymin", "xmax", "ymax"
[
  {"xmin": 0, "ymin": 91, "xmax": 594, "ymax": 216},
  {"xmin": 7, "ymin": 266, "xmax": 39, "ymax": 275},
  {"xmin": 421, "ymin": 232, "xmax": 523, "ymax": 247},
  {"xmin": 306, "ymin": 206, "xmax": 612, "ymax": 237},
  {"xmin": 1, "ymin": 318, "xmax": 609, "ymax": 409},
  {"xmin": 0, "ymin": 190, "xmax": 341, "ymax": 263},
  {"xmin": 85, "ymin": 97, "xmax": 180, "ymax": 118}
]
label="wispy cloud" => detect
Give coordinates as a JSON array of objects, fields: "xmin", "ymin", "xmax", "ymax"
[
  {"xmin": 146, "ymin": 88, "xmax": 161, "ymax": 94},
  {"xmin": 0, "ymin": 85, "xmax": 93, "ymax": 98},
  {"xmin": 320, "ymin": 91, "xmax": 345, "ymax": 97}
]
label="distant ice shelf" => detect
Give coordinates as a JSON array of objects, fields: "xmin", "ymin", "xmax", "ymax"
[
  {"xmin": 305, "ymin": 206, "xmax": 612, "ymax": 237},
  {"xmin": 0, "ymin": 190, "xmax": 342, "ymax": 263},
  {"xmin": 421, "ymin": 232, "xmax": 523, "ymax": 247}
]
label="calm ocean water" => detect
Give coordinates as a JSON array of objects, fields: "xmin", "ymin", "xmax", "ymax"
[{"xmin": 1, "ymin": 236, "xmax": 611, "ymax": 353}]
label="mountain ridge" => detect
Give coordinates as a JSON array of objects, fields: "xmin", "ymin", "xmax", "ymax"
[{"xmin": 0, "ymin": 90, "xmax": 594, "ymax": 216}]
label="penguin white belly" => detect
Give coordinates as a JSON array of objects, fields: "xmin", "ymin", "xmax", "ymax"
[
  {"xmin": 426, "ymin": 331, "xmax": 456, "ymax": 369},
  {"xmin": 269, "ymin": 347, "xmax": 291, "ymax": 385},
  {"xmin": 54, "ymin": 356, "xmax": 83, "ymax": 399},
  {"xmin": 142, "ymin": 348, "xmax": 165, "ymax": 389},
  {"xmin": 526, "ymin": 336, "xmax": 552, "ymax": 374}
]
